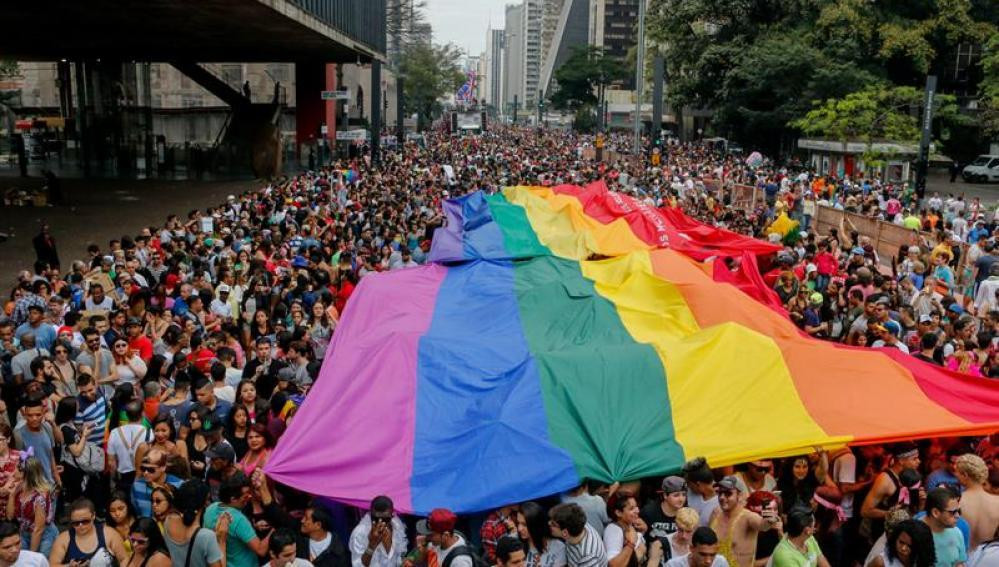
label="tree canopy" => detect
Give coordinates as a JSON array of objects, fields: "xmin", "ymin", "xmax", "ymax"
[
  {"xmin": 645, "ymin": 0, "xmax": 998, "ymax": 154},
  {"xmin": 398, "ymin": 43, "xmax": 465, "ymax": 131},
  {"xmin": 549, "ymin": 46, "xmax": 627, "ymax": 131}
]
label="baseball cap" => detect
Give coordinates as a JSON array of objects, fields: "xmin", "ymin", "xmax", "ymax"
[
  {"xmin": 851, "ymin": 247, "xmax": 865, "ymax": 255},
  {"xmin": 661, "ymin": 476, "xmax": 686, "ymax": 494},
  {"xmin": 809, "ymin": 292, "xmax": 824, "ymax": 305},
  {"xmin": 716, "ymin": 475, "xmax": 741, "ymax": 492},
  {"xmin": 805, "ymin": 263, "xmax": 817, "ymax": 274},
  {"xmin": 419, "ymin": 508, "xmax": 457, "ymax": 534},
  {"xmin": 948, "ymin": 303, "xmax": 964, "ymax": 315},
  {"xmin": 126, "ymin": 317, "xmax": 142, "ymax": 327},
  {"xmin": 217, "ymin": 284, "xmax": 231, "ymax": 294},
  {"xmin": 883, "ymin": 320, "xmax": 901, "ymax": 337},
  {"xmin": 205, "ymin": 443, "xmax": 235, "ymax": 463},
  {"xmin": 292, "ymin": 255, "xmax": 309, "ymax": 268},
  {"xmin": 918, "ymin": 314, "xmax": 933, "ymax": 324}
]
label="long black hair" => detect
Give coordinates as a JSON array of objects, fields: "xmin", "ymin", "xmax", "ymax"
[
  {"xmin": 519, "ymin": 501, "xmax": 551, "ymax": 554},
  {"xmin": 886, "ymin": 520, "xmax": 935, "ymax": 567},
  {"xmin": 130, "ymin": 516, "xmax": 169, "ymax": 557}
]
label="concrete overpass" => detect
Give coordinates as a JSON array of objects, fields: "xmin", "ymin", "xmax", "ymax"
[
  {"xmin": 0, "ymin": 0, "xmax": 388, "ymax": 177},
  {"xmin": 0, "ymin": 0, "xmax": 385, "ymax": 63}
]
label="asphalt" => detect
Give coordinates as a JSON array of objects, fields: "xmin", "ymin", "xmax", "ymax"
[{"xmin": 0, "ymin": 175, "xmax": 261, "ymax": 285}]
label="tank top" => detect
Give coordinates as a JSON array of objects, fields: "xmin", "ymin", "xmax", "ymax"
[
  {"xmin": 709, "ymin": 509, "xmax": 749, "ymax": 567},
  {"xmin": 65, "ymin": 522, "xmax": 109, "ymax": 563}
]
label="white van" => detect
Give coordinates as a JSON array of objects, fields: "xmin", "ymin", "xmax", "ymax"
[{"xmin": 962, "ymin": 155, "xmax": 999, "ymax": 183}]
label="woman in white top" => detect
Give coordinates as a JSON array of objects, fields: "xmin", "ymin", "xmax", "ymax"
[
  {"xmin": 604, "ymin": 491, "xmax": 660, "ymax": 567},
  {"xmin": 664, "ymin": 508, "xmax": 699, "ymax": 561},
  {"xmin": 516, "ymin": 502, "xmax": 566, "ymax": 567},
  {"xmin": 111, "ymin": 338, "xmax": 147, "ymax": 385}
]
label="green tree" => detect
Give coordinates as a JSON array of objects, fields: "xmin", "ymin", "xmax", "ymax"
[
  {"xmin": 549, "ymin": 46, "xmax": 625, "ymax": 132},
  {"xmin": 983, "ymin": 32, "xmax": 999, "ymax": 137},
  {"xmin": 398, "ymin": 43, "xmax": 464, "ymax": 131},
  {"xmin": 645, "ymin": 0, "xmax": 997, "ymax": 153},
  {"xmin": 790, "ymin": 85, "xmax": 965, "ymax": 163}
]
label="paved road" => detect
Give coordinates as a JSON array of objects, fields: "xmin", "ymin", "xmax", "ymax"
[
  {"xmin": 926, "ymin": 171, "xmax": 999, "ymax": 206},
  {"xmin": 0, "ymin": 175, "xmax": 260, "ymax": 284}
]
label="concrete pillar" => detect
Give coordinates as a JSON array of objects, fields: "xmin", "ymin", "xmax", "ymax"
[
  {"xmin": 295, "ymin": 62, "xmax": 324, "ymax": 164},
  {"xmin": 396, "ymin": 76, "xmax": 404, "ymax": 144},
  {"xmin": 74, "ymin": 61, "xmax": 90, "ymax": 176},
  {"xmin": 652, "ymin": 55, "xmax": 664, "ymax": 139},
  {"xmin": 370, "ymin": 60, "xmax": 381, "ymax": 165},
  {"xmin": 325, "ymin": 63, "xmax": 337, "ymax": 162}
]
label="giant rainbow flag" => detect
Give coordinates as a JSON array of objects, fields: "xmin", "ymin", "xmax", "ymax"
[{"xmin": 266, "ymin": 182, "xmax": 999, "ymax": 515}]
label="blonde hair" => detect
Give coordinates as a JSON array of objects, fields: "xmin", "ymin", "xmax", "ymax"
[
  {"xmin": 22, "ymin": 457, "xmax": 53, "ymax": 495},
  {"xmin": 675, "ymin": 507, "xmax": 699, "ymax": 531},
  {"xmin": 956, "ymin": 454, "xmax": 989, "ymax": 484}
]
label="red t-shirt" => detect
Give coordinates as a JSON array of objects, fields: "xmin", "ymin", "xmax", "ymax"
[
  {"xmin": 129, "ymin": 335, "xmax": 154, "ymax": 363},
  {"xmin": 188, "ymin": 347, "xmax": 216, "ymax": 374}
]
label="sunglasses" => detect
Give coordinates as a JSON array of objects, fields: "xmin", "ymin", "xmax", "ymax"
[
  {"xmin": 141, "ymin": 465, "xmax": 160, "ymax": 473},
  {"xmin": 944, "ymin": 508, "xmax": 961, "ymax": 516},
  {"xmin": 71, "ymin": 518, "xmax": 94, "ymax": 527}
]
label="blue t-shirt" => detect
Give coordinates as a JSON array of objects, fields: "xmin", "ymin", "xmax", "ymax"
[
  {"xmin": 926, "ymin": 469, "xmax": 961, "ymax": 493},
  {"xmin": 14, "ymin": 425, "xmax": 56, "ymax": 483},
  {"xmin": 15, "ymin": 323, "xmax": 56, "ymax": 352},
  {"xmin": 931, "ymin": 526, "xmax": 966, "ymax": 567},
  {"xmin": 203, "ymin": 503, "xmax": 258, "ymax": 567},
  {"xmin": 914, "ymin": 512, "xmax": 970, "ymax": 550}
]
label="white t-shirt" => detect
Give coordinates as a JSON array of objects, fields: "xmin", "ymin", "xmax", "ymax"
[
  {"xmin": 439, "ymin": 536, "xmax": 473, "ymax": 567},
  {"xmin": 603, "ymin": 523, "xmax": 645, "ymax": 561},
  {"xmin": 266, "ymin": 560, "xmax": 313, "ymax": 567},
  {"xmin": 562, "ymin": 493, "xmax": 611, "ymax": 537},
  {"xmin": 12, "ymin": 550, "xmax": 49, "ymax": 567},
  {"xmin": 308, "ymin": 533, "xmax": 332, "ymax": 561},
  {"xmin": 686, "ymin": 491, "xmax": 719, "ymax": 528},
  {"xmin": 831, "ymin": 451, "xmax": 857, "ymax": 518},
  {"xmin": 665, "ymin": 554, "xmax": 728, "ymax": 567},
  {"xmin": 214, "ymin": 385, "xmax": 236, "ymax": 404},
  {"xmin": 107, "ymin": 424, "xmax": 151, "ymax": 474}
]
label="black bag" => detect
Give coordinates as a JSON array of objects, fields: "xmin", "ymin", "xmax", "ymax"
[{"xmin": 441, "ymin": 546, "xmax": 490, "ymax": 567}]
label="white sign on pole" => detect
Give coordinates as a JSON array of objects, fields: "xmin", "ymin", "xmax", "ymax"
[
  {"xmin": 335, "ymin": 129, "xmax": 368, "ymax": 141},
  {"xmin": 321, "ymin": 90, "xmax": 351, "ymax": 101}
]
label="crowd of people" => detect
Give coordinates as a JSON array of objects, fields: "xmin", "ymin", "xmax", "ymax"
[{"xmin": 0, "ymin": 127, "xmax": 996, "ymax": 567}]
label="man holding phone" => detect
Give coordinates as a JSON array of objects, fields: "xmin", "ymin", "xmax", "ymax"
[{"xmin": 349, "ymin": 496, "xmax": 407, "ymax": 567}]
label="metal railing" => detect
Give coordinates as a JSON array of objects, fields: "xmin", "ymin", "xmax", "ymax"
[{"xmin": 288, "ymin": 0, "xmax": 387, "ymax": 53}]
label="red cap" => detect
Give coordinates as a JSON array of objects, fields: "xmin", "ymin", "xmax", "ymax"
[
  {"xmin": 427, "ymin": 508, "xmax": 457, "ymax": 533},
  {"xmin": 165, "ymin": 274, "xmax": 179, "ymax": 289},
  {"xmin": 57, "ymin": 326, "xmax": 73, "ymax": 336}
]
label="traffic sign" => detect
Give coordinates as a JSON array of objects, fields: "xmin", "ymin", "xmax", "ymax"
[{"xmin": 321, "ymin": 90, "xmax": 350, "ymax": 101}]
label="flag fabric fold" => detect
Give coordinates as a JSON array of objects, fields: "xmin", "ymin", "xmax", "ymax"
[{"xmin": 266, "ymin": 183, "xmax": 999, "ymax": 515}]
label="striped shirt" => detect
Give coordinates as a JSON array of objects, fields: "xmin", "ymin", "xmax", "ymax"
[
  {"xmin": 566, "ymin": 523, "xmax": 607, "ymax": 567},
  {"xmin": 74, "ymin": 393, "xmax": 109, "ymax": 444}
]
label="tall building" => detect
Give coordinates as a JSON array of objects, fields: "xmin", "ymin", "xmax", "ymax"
[
  {"xmin": 590, "ymin": 0, "xmax": 640, "ymax": 88},
  {"xmin": 411, "ymin": 22, "xmax": 433, "ymax": 47},
  {"xmin": 539, "ymin": 0, "xmax": 565, "ymax": 79},
  {"xmin": 483, "ymin": 28, "xmax": 505, "ymax": 109},
  {"xmin": 521, "ymin": 0, "xmax": 543, "ymax": 109},
  {"xmin": 539, "ymin": 0, "xmax": 590, "ymax": 97},
  {"xmin": 503, "ymin": 3, "xmax": 524, "ymax": 115}
]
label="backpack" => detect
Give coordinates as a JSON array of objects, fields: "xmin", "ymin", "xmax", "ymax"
[
  {"xmin": 60, "ymin": 424, "xmax": 106, "ymax": 475},
  {"xmin": 441, "ymin": 546, "xmax": 490, "ymax": 567}
]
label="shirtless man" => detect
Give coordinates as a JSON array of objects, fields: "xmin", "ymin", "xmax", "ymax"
[
  {"xmin": 861, "ymin": 442, "xmax": 922, "ymax": 543},
  {"xmin": 954, "ymin": 453, "xmax": 999, "ymax": 549},
  {"xmin": 707, "ymin": 476, "xmax": 777, "ymax": 567}
]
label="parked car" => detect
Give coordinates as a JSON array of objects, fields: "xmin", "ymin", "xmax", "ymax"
[{"xmin": 962, "ymin": 155, "xmax": 999, "ymax": 183}]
